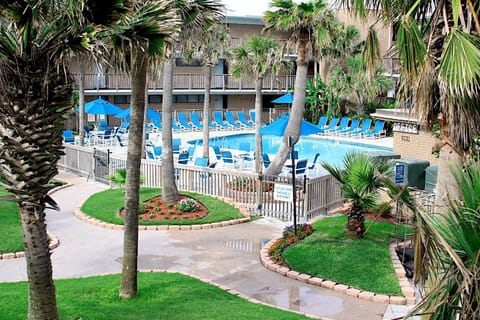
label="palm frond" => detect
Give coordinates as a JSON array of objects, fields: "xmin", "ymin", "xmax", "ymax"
[
  {"xmin": 439, "ymin": 30, "xmax": 480, "ymax": 97},
  {"xmin": 396, "ymin": 15, "xmax": 427, "ymax": 77},
  {"xmin": 411, "ymin": 162, "xmax": 480, "ymax": 319}
]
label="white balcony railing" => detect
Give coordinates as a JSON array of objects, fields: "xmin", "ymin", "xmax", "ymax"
[{"xmin": 73, "ymin": 73, "xmax": 298, "ymax": 92}]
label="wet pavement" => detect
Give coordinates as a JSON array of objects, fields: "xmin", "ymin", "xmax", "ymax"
[{"xmin": 0, "ymin": 171, "xmax": 390, "ymax": 319}]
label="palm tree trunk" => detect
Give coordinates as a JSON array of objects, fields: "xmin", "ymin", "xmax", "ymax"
[
  {"xmin": 264, "ymin": 62, "xmax": 308, "ymax": 176},
  {"xmin": 120, "ymin": 49, "xmax": 148, "ymax": 299},
  {"xmin": 78, "ymin": 62, "xmax": 86, "ymax": 147},
  {"xmin": 161, "ymin": 54, "xmax": 179, "ymax": 203},
  {"xmin": 202, "ymin": 64, "xmax": 212, "ymax": 160},
  {"xmin": 254, "ymin": 76, "xmax": 263, "ymax": 173},
  {"xmin": 346, "ymin": 204, "xmax": 366, "ymax": 239},
  {"xmin": 0, "ymin": 56, "xmax": 73, "ymax": 319},
  {"xmin": 435, "ymin": 144, "xmax": 463, "ymax": 208},
  {"xmin": 21, "ymin": 204, "xmax": 59, "ymax": 320}
]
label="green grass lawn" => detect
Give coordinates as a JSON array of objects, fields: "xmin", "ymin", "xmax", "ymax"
[
  {"xmin": 81, "ymin": 188, "xmax": 245, "ymax": 225},
  {"xmin": 0, "ymin": 272, "xmax": 311, "ymax": 320},
  {"xmin": 283, "ymin": 215, "xmax": 411, "ymax": 295},
  {"xmin": 0, "ymin": 186, "xmax": 23, "ymax": 253}
]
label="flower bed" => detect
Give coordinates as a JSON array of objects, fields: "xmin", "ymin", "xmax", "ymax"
[{"xmin": 268, "ymin": 223, "xmax": 315, "ymax": 266}]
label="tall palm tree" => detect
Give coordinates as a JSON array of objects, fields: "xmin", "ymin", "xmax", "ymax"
[
  {"xmin": 231, "ymin": 35, "xmax": 289, "ymax": 173},
  {"xmin": 0, "ymin": 1, "xmax": 124, "ymax": 318},
  {"xmin": 161, "ymin": 0, "xmax": 224, "ymax": 203},
  {"xmin": 102, "ymin": 0, "xmax": 180, "ymax": 299},
  {"xmin": 263, "ymin": 0, "xmax": 338, "ymax": 175},
  {"xmin": 321, "ymin": 153, "xmax": 392, "ymax": 238},
  {"xmin": 340, "ymin": 0, "xmax": 480, "ymax": 206},
  {"xmin": 185, "ymin": 22, "xmax": 230, "ymax": 162}
]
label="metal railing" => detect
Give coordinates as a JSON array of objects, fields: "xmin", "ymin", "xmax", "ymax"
[{"xmin": 59, "ymin": 144, "xmax": 342, "ymax": 222}]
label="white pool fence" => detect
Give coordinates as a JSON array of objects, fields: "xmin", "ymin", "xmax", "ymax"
[{"xmin": 58, "ymin": 144, "xmax": 343, "ymax": 222}]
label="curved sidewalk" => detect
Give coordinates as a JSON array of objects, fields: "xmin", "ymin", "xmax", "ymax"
[{"xmin": 0, "ymin": 171, "xmax": 390, "ymax": 320}]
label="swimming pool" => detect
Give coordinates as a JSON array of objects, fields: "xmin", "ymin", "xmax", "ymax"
[{"xmin": 188, "ymin": 133, "xmax": 392, "ymax": 166}]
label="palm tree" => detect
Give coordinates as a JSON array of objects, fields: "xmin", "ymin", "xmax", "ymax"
[
  {"xmin": 102, "ymin": 0, "xmax": 180, "ymax": 298},
  {"xmin": 329, "ymin": 53, "xmax": 393, "ymax": 114},
  {"xmin": 186, "ymin": 23, "xmax": 230, "ymax": 162},
  {"xmin": 231, "ymin": 36, "xmax": 289, "ymax": 172},
  {"xmin": 161, "ymin": 0, "xmax": 224, "ymax": 204},
  {"xmin": 340, "ymin": 0, "xmax": 480, "ymax": 206},
  {"xmin": 0, "ymin": 1, "xmax": 124, "ymax": 318},
  {"xmin": 263, "ymin": 0, "xmax": 338, "ymax": 175},
  {"xmin": 410, "ymin": 161, "xmax": 480, "ymax": 319},
  {"xmin": 321, "ymin": 153, "xmax": 392, "ymax": 239}
]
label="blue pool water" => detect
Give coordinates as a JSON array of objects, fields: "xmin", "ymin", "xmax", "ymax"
[{"xmin": 188, "ymin": 133, "xmax": 392, "ymax": 166}]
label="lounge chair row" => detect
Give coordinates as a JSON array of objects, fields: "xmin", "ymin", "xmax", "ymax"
[
  {"xmin": 148, "ymin": 110, "xmax": 256, "ymax": 132},
  {"xmin": 315, "ymin": 116, "xmax": 386, "ymax": 139}
]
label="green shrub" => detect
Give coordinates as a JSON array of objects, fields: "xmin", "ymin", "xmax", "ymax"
[{"xmin": 176, "ymin": 198, "xmax": 197, "ymax": 212}]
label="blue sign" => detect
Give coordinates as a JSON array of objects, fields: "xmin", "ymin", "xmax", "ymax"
[{"xmin": 395, "ymin": 164, "xmax": 405, "ymax": 184}]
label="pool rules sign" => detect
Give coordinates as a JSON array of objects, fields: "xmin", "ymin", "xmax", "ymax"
[{"xmin": 273, "ymin": 183, "xmax": 293, "ymax": 202}]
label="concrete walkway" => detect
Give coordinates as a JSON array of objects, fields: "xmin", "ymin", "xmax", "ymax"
[{"xmin": 0, "ymin": 171, "xmax": 394, "ymax": 320}]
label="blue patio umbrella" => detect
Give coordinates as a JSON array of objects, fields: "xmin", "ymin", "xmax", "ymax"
[
  {"xmin": 259, "ymin": 114, "xmax": 322, "ymax": 136},
  {"xmin": 272, "ymin": 92, "xmax": 295, "ymax": 104},
  {"xmin": 115, "ymin": 107, "xmax": 160, "ymax": 122},
  {"xmin": 82, "ymin": 98, "xmax": 123, "ymax": 115}
]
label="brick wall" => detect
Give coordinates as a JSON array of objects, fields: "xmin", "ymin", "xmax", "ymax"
[{"xmin": 393, "ymin": 126, "xmax": 439, "ymax": 166}]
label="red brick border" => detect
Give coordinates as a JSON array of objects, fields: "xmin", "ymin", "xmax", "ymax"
[
  {"xmin": 74, "ymin": 196, "xmax": 251, "ymax": 231},
  {"xmin": 0, "ymin": 183, "xmax": 70, "ymax": 260},
  {"xmin": 260, "ymin": 238, "xmax": 417, "ymax": 306}
]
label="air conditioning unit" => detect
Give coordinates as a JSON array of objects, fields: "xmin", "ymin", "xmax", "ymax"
[{"xmin": 394, "ymin": 159, "xmax": 430, "ymax": 189}]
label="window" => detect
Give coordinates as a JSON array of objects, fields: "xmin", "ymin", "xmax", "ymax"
[
  {"xmin": 114, "ymin": 95, "xmax": 130, "ymax": 104},
  {"xmin": 173, "ymin": 95, "xmax": 204, "ymax": 103},
  {"xmin": 149, "ymin": 95, "xmax": 162, "ymax": 103}
]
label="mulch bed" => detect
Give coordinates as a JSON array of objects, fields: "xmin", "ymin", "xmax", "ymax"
[{"xmin": 120, "ymin": 195, "xmax": 208, "ymax": 221}]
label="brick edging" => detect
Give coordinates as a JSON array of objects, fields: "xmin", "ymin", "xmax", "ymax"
[
  {"xmin": 260, "ymin": 238, "xmax": 417, "ymax": 306},
  {"xmin": 0, "ymin": 183, "xmax": 69, "ymax": 260},
  {"xmin": 74, "ymin": 196, "xmax": 251, "ymax": 231}
]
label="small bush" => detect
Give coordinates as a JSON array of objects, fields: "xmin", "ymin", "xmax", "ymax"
[{"xmin": 176, "ymin": 198, "xmax": 197, "ymax": 212}]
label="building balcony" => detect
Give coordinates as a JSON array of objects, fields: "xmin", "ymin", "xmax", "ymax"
[{"xmin": 73, "ymin": 73, "xmax": 301, "ymax": 95}]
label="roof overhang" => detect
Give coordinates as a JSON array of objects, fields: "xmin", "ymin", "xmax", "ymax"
[{"xmin": 371, "ymin": 108, "xmax": 419, "ymax": 124}]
